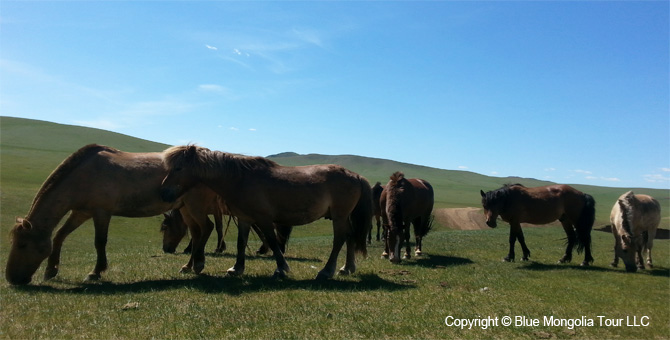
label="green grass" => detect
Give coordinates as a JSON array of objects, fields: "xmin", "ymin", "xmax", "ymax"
[{"xmin": 1, "ymin": 117, "xmax": 669, "ymax": 339}]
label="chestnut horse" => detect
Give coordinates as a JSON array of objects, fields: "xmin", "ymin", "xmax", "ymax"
[
  {"xmin": 610, "ymin": 191, "xmax": 661, "ymax": 272},
  {"xmin": 480, "ymin": 184, "xmax": 595, "ymax": 266},
  {"xmin": 372, "ymin": 182, "xmax": 385, "ymax": 242},
  {"xmin": 5, "ymin": 144, "xmax": 214, "ymax": 285},
  {"xmin": 159, "ymin": 145, "xmax": 371, "ymax": 280},
  {"xmin": 160, "ymin": 192, "xmax": 226, "ymax": 254},
  {"xmin": 381, "ymin": 172, "xmax": 434, "ymax": 263}
]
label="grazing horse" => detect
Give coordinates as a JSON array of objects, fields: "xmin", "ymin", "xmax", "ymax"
[
  {"xmin": 480, "ymin": 184, "xmax": 596, "ymax": 266},
  {"xmin": 5, "ymin": 144, "xmax": 216, "ymax": 285},
  {"xmin": 159, "ymin": 145, "xmax": 371, "ymax": 280},
  {"xmin": 161, "ymin": 207, "xmax": 294, "ymax": 256},
  {"xmin": 372, "ymin": 182, "xmax": 385, "ymax": 242},
  {"xmin": 381, "ymin": 172, "xmax": 434, "ymax": 263},
  {"xmin": 160, "ymin": 192, "xmax": 226, "ymax": 254},
  {"xmin": 610, "ymin": 191, "xmax": 661, "ymax": 272}
]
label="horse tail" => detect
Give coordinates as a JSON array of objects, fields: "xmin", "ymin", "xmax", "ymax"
[
  {"xmin": 576, "ymin": 193, "xmax": 595, "ymax": 254},
  {"xmin": 350, "ymin": 177, "xmax": 373, "ymax": 257},
  {"xmin": 416, "ymin": 214, "xmax": 434, "ymax": 238}
]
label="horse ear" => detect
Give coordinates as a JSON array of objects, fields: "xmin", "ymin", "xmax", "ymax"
[
  {"xmin": 480, "ymin": 190, "xmax": 486, "ymax": 198},
  {"xmin": 16, "ymin": 217, "xmax": 33, "ymax": 230}
]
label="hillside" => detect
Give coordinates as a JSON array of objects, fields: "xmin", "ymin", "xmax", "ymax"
[{"xmin": 2, "ymin": 116, "xmax": 668, "ymax": 229}]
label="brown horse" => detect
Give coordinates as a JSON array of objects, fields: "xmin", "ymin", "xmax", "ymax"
[
  {"xmin": 159, "ymin": 145, "xmax": 371, "ymax": 280},
  {"xmin": 480, "ymin": 184, "xmax": 595, "ymax": 266},
  {"xmin": 610, "ymin": 191, "xmax": 661, "ymax": 272},
  {"xmin": 160, "ymin": 192, "xmax": 226, "ymax": 254},
  {"xmin": 161, "ymin": 207, "xmax": 294, "ymax": 256},
  {"xmin": 372, "ymin": 182, "xmax": 385, "ymax": 242},
  {"xmin": 5, "ymin": 144, "xmax": 214, "ymax": 285},
  {"xmin": 381, "ymin": 172, "xmax": 434, "ymax": 263}
]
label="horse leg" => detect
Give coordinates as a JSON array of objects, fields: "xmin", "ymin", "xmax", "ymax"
[
  {"xmin": 375, "ymin": 216, "xmax": 381, "ymax": 241},
  {"xmin": 252, "ymin": 224, "xmax": 270, "ymax": 255},
  {"xmin": 414, "ymin": 219, "xmax": 424, "ymax": 256},
  {"xmin": 515, "ymin": 226, "xmax": 531, "ymax": 261},
  {"xmin": 228, "ymin": 221, "xmax": 251, "ymax": 276},
  {"xmin": 558, "ymin": 220, "xmax": 576, "ymax": 264},
  {"xmin": 214, "ymin": 212, "xmax": 225, "ymax": 253},
  {"xmin": 259, "ymin": 222, "xmax": 290, "ymax": 279},
  {"xmin": 183, "ymin": 239, "xmax": 193, "ymax": 254},
  {"xmin": 87, "ymin": 210, "xmax": 112, "ymax": 281},
  {"xmin": 403, "ymin": 223, "xmax": 411, "ymax": 260},
  {"xmin": 317, "ymin": 219, "xmax": 349, "ymax": 280},
  {"xmin": 645, "ymin": 229, "xmax": 656, "ymax": 268},
  {"xmin": 276, "ymin": 225, "xmax": 293, "ymax": 254},
  {"xmin": 44, "ymin": 211, "xmax": 91, "ymax": 280},
  {"xmin": 504, "ymin": 224, "xmax": 519, "ymax": 262},
  {"xmin": 610, "ymin": 228, "xmax": 620, "ymax": 267},
  {"xmin": 381, "ymin": 224, "xmax": 390, "ymax": 259},
  {"xmin": 340, "ymin": 232, "xmax": 357, "ymax": 276}
]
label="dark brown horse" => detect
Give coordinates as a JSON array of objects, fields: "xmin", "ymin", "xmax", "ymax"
[
  {"xmin": 5, "ymin": 144, "xmax": 216, "ymax": 285},
  {"xmin": 159, "ymin": 145, "xmax": 371, "ymax": 280},
  {"xmin": 480, "ymin": 184, "xmax": 595, "ymax": 266},
  {"xmin": 372, "ymin": 182, "xmax": 385, "ymax": 242},
  {"xmin": 381, "ymin": 172, "xmax": 434, "ymax": 263}
]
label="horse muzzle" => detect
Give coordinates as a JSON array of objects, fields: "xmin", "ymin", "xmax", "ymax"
[{"xmin": 485, "ymin": 219, "xmax": 497, "ymax": 228}]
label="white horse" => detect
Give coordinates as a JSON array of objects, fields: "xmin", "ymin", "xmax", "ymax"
[{"xmin": 610, "ymin": 191, "xmax": 661, "ymax": 272}]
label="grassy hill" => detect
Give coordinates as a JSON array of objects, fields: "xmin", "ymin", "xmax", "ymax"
[{"xmin": 2, "ymin": 116, "xmax": 668, "ymax": 227}]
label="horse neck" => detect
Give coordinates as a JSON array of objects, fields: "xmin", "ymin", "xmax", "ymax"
[{"xmin": 25, "ymin": 186, "xmax": 73, "ymax": 234}]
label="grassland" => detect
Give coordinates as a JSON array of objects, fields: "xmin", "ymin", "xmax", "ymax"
[{"xmin": 1, "ymin": 117, "xmax": 668, "ymax": 339}]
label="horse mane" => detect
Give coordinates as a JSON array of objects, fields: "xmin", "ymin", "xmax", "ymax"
[
  {"xmin": 389, "ymin": 171, "xmax": 405, "ymax": 183},
  {"xmin": 28, "ymin": 144, "xmax": 115, "ymax": 216},
  {"xmin": 618, "ymin": 191, "xmax": 636, "ymax": 235},
  {"xmin": 162, "ymin": 144, "xmax": 278, "ymax": 179},
  {"xmin": 484, "ymin": 183, "xmax": 523, "ymax": 203}
]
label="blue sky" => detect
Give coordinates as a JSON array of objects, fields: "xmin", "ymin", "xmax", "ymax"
[{"xmin": 1, "ymin": 1, "xmax": 668, "ymax": 189}]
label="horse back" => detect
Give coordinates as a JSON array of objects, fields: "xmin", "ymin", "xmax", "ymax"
[{"xmin": 510, "ymin": 184, "xmax": 589, "ymax": 224}]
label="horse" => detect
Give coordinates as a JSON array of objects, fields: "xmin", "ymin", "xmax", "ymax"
[
  {"xmin": 480, "ymin": 184, "xmax": 596, "ymax": 266},
  {"xmin": 372, "ymin": 182, "xmax": 385, "ymax": 242},
  {"xmin": 160, "ymin": 192, "xmax": 226, "ymax": 254},
  {"xmin": 159, "ymin": 144, "xmax": 371, "ymax": 280},
  {"xmin": 161, "ymin": 207, "xmax": 294, "ymax": 256},
  {"xmin": 380, "ymin": 172, "xmax": 434, "ymax": 263},
  {"xmin": 5, "ymin": 144, "xmax": 214, "ymax": 285},
  {"xmin": 609, "ymin": 191, "xmax": 661, "ymax": 272}
]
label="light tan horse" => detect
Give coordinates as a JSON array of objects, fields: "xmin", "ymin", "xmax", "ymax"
[
  {"xmin": 610, "ymin": 191, "xmax": 661, "ymax": 272},
  {"xmin": 159, "ymin": 145, "xmax": 372, "ymax": 280},
  {"xmin": 5, "ymin": 144, "xmax": 213, "ymax": 285}
]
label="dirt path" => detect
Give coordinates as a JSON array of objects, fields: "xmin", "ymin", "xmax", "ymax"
[{"xmin": 433, "ymin": 207, "xmax": 489, "ymax": 230}]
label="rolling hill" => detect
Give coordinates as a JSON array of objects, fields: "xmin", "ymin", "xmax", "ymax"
[{"xmin": 1, "ymin": 116, "xmax": 668, "ymax": 229}]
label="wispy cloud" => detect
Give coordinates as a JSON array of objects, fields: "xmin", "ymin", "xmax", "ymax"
[
  {"xmin": 544, "ymin": 167, "xmax": 556, "ymax": 172},
  {"xmin": 643, "ymin": 173, "xmax": 670, "ymax": 184},
  {"xmin": 572, "ymin": 169, "xmax": 593, "ymax": 175},
  {"xmin": 206, "ymin": 44, "xmax": 218, "ymax": 50},
  {"xmin": 458, "ymin": 165, "xmax": 468, "ymax": 170}
]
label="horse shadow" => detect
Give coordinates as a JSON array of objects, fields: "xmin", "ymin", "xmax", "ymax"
[
  {"xmin": 12, "ymin": 273, "xmax": 412, "ymax": 296},
  {"xmin": 517, "ymin": 261, "xmax": 670, "ymax": 278},
  {"xmin": 405, "ymin": 254, "xmax": 474, "ymax": 268}
]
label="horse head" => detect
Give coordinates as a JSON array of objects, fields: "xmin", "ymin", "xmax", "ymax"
[
  {"xmin": 5, "ymin": 218, "xmax": 53, "ymax": 285},
  {"xmin": 160, "ymin": 145, "xmax": 203, "ymax": 202},
  {"xmin": 616, "ymin": 197, "xmax": 640, "ymax": 272},
  {"xmin": 480, "ymin": 189, "xmax": 503, "ymax": 228},
  {"xmin": 160, "ymin": 210, "xmax": 188, "ymax": 253}
]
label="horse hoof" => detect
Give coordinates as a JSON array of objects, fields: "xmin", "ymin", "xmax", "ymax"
[
  {"xmin": 194, "ymin": 263, "xmax": 205, "ymax": 274},
  {"xmin": 580, "ymin": 261, "xmax": 591, "ymax": 267},
  {"xmin": 227, "ymin": 267, "xmax": 244, "ymax": 276},
  {"xmin": 403, "ymin": 254, "xmax": 411, "ymax": 260},
  {"xmin": 610, "ymin": 262, "xmax": 618, "ymax": 268},
  {"xmin": 179, "ymin": 266, "xmax": 192, "ymax": 274},
  {"xmin": 522, "ymin": 257, "xmax": 529, "ymax": 262},
  {"xmin": 44, "ymin": 268, "xmax": 58, "ymax": 280},
  {"xmin": 316, "ymin": 270, "xmax": 333, "ymax": 281},
  {"xmin": 85, "ymin": 273, "xmax": 101, "ymax": 282},
  {"xmin": 381, "ymin": 252, "xmax": 389, "ymax": 259},
  {"xmin": 415, "ymin": 250, "xmax": 423, "ymax": 256},
  {"xmin": 272, "ymin": 270, "xmax": 287, "ymax": 280},
  {"xmin": 503, "ymin": 257, "xmax": 514, "ymax": 263}
]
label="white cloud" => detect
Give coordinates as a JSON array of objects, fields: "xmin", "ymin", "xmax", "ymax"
[
  {"xmin": 206, "ymin": 44, "xmax": 218, "ymax": 50},
  {"xmin": 661, "ymin": 168, "xmax": 670, "ymax": 172},
  {"xmin": 229, "ymin": 127, "xmax": 239, "ymax": 131},
  {"xmin": 544, "ymin": 167, "xmax": 556, "ymax": 172},
  {"xmin": 249, "ymin": 128, "xmax": 257, "ymax": 132},
  {"xmin": 643, "ymin": 173, "xmax": 670, "ymax": 183},
  {"xmin": 572, "ymin": 169, "xmax": 593, "ymax": 175},
  {"xmin": 490, "ymin": 171, "xmax": 499, "ymax": 175},
  {"xmin": 458, "ymin": 165, "xmax": 468, "ymax": 170}
]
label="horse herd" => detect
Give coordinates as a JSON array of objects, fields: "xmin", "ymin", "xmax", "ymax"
[{"xmin": 5, "ymin": 144, "xmax": 662, "ymax": 285}]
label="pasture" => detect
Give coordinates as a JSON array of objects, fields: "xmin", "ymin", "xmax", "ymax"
[{"xmin": 1, "ymin": 117, "xmax": 669, "ymax": 339}]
